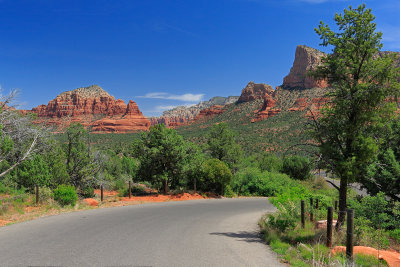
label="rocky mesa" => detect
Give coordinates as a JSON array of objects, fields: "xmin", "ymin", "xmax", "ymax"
[{"xmin": 27, "ymin": 85, "xmax": 150, "ymax": 133}]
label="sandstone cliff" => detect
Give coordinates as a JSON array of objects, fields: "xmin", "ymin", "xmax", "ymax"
[
  {"xmin": 27, "ymin": 85, "xmax": 150, "ymax": 133},
  {"xmin": 282, "ymin": 45, "xmax": 329, "ymax": 89},
  {"xmin": 237, "ymin": 82, "xmax": 274, "ymax": 103}
]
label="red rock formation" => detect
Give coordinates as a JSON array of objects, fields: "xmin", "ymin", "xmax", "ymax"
[
  {"xmin": 289, "ymin": 98, "xmax": 310, "ymax": 112},
  {"xmin": 194, "ymin": 105, "xmax": 225, "ymax": 121},
  {"xmin": 28, "ymin": 85, "xmax": 150, "ymax": 133},
  {"xmin": 149, "ymin": 117, "xmax": 188, "ymax": 127},
  {"xmin": 237, "ymin": 82, "xmax": 274, "ymax": 103},
  {"xmin": 252, "ymin": 94, "xmax": 281, "ymax": 122},
  {"xmin": 283, "ymin": 45, "xmax": 329, "ymax": 89}
]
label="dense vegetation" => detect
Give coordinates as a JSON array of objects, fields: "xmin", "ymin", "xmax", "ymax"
[{"xmin": 0, "ymin": 5, "xmax": 399, "ymax": 266}]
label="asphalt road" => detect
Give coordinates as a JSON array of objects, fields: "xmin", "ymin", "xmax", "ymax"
[{"xmin": 0, "ymin": 198, "xmax": 284, "ymax": 267}]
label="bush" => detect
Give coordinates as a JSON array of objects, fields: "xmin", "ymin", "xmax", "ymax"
[
  {"xmin": 282, "ymin": 156, "xmax": 313, "ymax": 180},
  {"xmin": 80, "ymin": 187, "xmax": 94, "ymax": 198},
  {"xmin": 259, "ymin": 153, "xmax": 283, "ymax": 172},
  {"xmin": 53, "ymin": 185, "xmax": 78, "ymax": 207},
  {"xmin": 224, "ymin": 185, "xmax": 235, "ymax": 198},
  {"xmin": 38, "ymin": 187, "xmax": 52, "ymax": 204},
  {"xmin": 201, "ymin": 159, "xmax": 232, "ymax": 195},
  {"xmin": 118, "ymin": 184, "xmax": 146, "ymax": 197},
  {"xmin": 233, "ymin": 167, "xmax": 306, "ymax": 197},
  {"xmin": 389, "ymin": 229, "xmax": 400, "ymax": 242}
]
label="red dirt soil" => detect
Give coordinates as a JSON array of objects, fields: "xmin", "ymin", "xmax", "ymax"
[
  {"xmin": 332, "ymin": 246, "xmax": 400, "ymax": 267},
  {"xmin": 83, "ymin": 198, "xmax": 99, "ymax": 206},
  {"xmin": 121, "ymin": 193, "xmax": 207, "ymax": 202}
]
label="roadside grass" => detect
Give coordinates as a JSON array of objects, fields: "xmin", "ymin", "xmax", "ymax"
[{"xmin": 260, "ymin": 177, "xmax": 396, "ymax": 266}]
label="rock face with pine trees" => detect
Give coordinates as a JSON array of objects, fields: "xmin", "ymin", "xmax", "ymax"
[{"xmin": 25, "ymin": 85, "xmax": 150, "ymax": 132}]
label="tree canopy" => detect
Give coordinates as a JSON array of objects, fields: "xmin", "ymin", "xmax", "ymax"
[{"xmin": 311, "ymin": 4, "xmax": 400, "ymax": 228}]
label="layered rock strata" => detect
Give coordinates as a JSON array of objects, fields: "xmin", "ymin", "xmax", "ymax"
[
  {"xmin": 237, "ymin": 82, "xmax": 274, "ymax": 103},
  {"xmin": 27, "ymin": 85, "xmax": 150, "ymax": 132},
  {"xmin": 282, "ymin": 45, "xmax": 329, "ymax": 89}
]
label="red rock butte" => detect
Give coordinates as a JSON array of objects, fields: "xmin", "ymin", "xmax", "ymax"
[{"xmin": 25, "ymin": 85, "xmax": 150, "ymax": 133}]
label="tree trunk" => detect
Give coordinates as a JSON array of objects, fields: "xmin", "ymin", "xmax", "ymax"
[
  {"xmin": 336, "ymin": 176, "xmax": 348, "ymax": 231},
  {"xmin": 163, "ymin": 180, "xmax": 168, "ymax": 195}
]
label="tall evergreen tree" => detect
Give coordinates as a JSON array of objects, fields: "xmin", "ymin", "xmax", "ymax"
[{"xmin": 310, "ymin": 5, "xmax": 400, "ymax": 228}]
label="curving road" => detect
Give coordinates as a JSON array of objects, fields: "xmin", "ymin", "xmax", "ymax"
[{"xmin": 0, "ymin": 198, "xmax": 283, "ymax": 267}]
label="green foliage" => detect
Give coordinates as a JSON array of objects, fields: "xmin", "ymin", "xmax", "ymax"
[
  {"xmin": 269, "ymin": 239, "xmax": 290, "ymax": 255},
  {"xmin": 348, "ymin": 192, "xmax": 399, "ymax": 230},
  {"xmin": 38, "ymin": 187, "xmax": 53, "ymax": 204},
  {"xmin": 201, "ymin": 158, "xmax": 232, "ymax": 195},
  {"xmin": 206, "ymin": 123, "xmax": 242, "ymax": 171},
  {"xmin": 53, "ymin": 185, "xmax": 78, "ymax": 207},
  {"xmin": 13, "ymin": 154, "xmax": 51, "ymax": 189},
  {"xmin": 80, "ymin": 187, "xmax": 95, "ymax": 198},
  {"xmin": 223, "ymin": 185, "xmax": 235, "ymax": 198},
  {"xmin": 132, "ymin": 124, "xmax": 187, "ymax": 193},
  {"xmin": 311, "ymin": 4, "xmax": 400, "ymax": 224},
  {"xmin": 182, "ymin": 141, "xmax": 205, "ymax": 191},
  {"xmin": 282, "ymin": 156, "xmax": 313, "ymax": 181},
  {"xmin": 362, "ymin": 119, "xmax": 400, "ymax": 201},
  {"xmin": 259, "ymin": 153, "xmax": 283, "ymax": 172},
  {"xmin": 0, "ymin": 124, "xmax": 13, "ymax": 159},
  {"xmin": 389, "ymin": 229, "xmax": 400, "ymax": 242},
  {"xmin": 267, "ymin": 202, "xmax": 298, "ymax": 232},
  {"xmin": 64, "ymin": 123, "xmax": 95, "ymax": 189},
  {"xmin": 233, "ymin": 167, "xmax": 307, "ymax": 197}
]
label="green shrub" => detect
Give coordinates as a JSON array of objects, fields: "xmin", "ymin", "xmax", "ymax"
[
  {"xmin": 80, "ymin": 187, "xmax": 95, "ymax": 198},
  {"xmin": 224, "ymin": 185, "xmax": 235, "ymax": 198},
  {"xmin": 282, "ymin": 156, "xmax": 313, "ymax": 181},
  {"xmin": 232, "ymin": 168, "xmax": 303, "ymax": 197},
  {"xmin": 267, "ymin": 202, "xmax": 299, "ymax": 232},
  {"xmin": 259, "ymin": 153, "xmax": 283, "ymax": 172},
  {"xmin": 119, "ymin": 184, "xmax": 146, "ymax": 197},
  {"xmin": 113, "ymin": 179, "xmax": 127, "ymax": 191},
  {"xmin": 38, "ymin": 187, "xmax": 53, "ymax": 204},
  {"xmin": 201, "ymin": 158, "xmax": 232, "ymax": 195},
  {"xmin": 0, "ymin": 181, "xmax": 8, "ymax": 194},
  {"xmin": 389, "ymin": 229, "xmax": 400, "ymax": 242},
  {"xmin": 53, "ymin": 185, "xmax": 78, "ymax": 207}
]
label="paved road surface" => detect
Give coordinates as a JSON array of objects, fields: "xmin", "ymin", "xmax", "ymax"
[{"xmin": 0, "ymin": 198, "xmax": 283, "ymax": 267}]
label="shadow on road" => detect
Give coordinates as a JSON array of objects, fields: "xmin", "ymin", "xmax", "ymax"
[{"xmin": 209, "ymin": 231, "xmax": 263, "ymax": 243}]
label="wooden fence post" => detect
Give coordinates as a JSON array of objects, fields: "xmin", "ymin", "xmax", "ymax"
[
  {"xmin": 346, "ymin": 209, "xmax": 354, "ymax": 262},
  {"xmin": 301, "ymin": 200, "xmax": 305, "ymax": 228},
  {"xmin": 101, "ymin": 185, "xmax": 104, "ymax": 202},
  {"xmin": 315, "ymin": 198, "xmax": 319, "ymax": 209},
  {"xmin": 129, "ymin": 181, "xmax": 132, "ymax": 199},
  {"xmin": 35, "ymin": 185, "xmax": 39, "ymax": 205},
  {"xmin": 335, "ymin": 200, "xmax": 338, "ymax": 212},
  {"xmin": 310, "ymin": 198, "xmax": 314, "ymax": 222},
  {"xmin": 327, "ymin": 207, "xmax": 333, "ymax": 248}
]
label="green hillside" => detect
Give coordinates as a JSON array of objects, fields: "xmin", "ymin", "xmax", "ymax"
[{"xmin": 176, "ymin": 87, "xmax": 327, "ymax": 155}]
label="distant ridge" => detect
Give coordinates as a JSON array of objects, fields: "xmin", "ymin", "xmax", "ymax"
[{"xmin": 149, "ymin": 96, "xmax": 239, "ymax": 127}]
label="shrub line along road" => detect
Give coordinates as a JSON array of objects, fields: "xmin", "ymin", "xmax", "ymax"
[{"xmin": 0, "ymin": 198, "xmax": 284, "ymax": 266}]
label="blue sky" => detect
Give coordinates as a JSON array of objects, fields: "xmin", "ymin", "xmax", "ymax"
[{"xmin": 1, "ymin": 0, "xmax": 399, "ymax": 116}]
